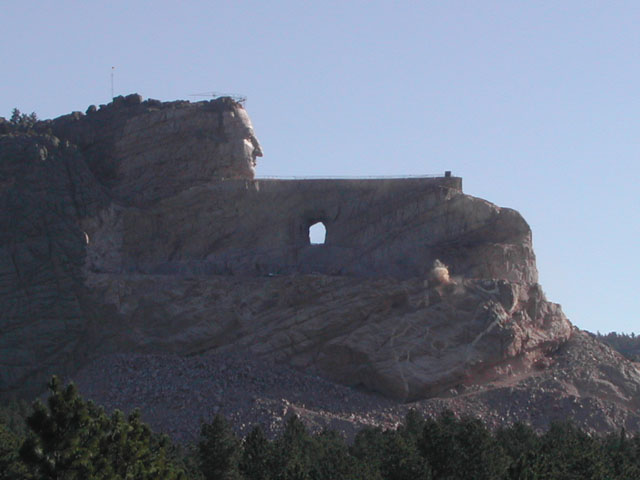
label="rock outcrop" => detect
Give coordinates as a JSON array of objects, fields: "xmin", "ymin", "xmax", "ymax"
[
  {"xmin": 115, "ymin": 177, "xmax": 535, "ymax": 283},
  {"xmin": 0, "ymin": 133, "xmax": 107, "ymax": 394},
  {"xmin": 1, "ymin": 95, "xmax": 264, "ymax": 395},
  {"xmin": 0, "ymin": 95, "xmax": 637, "ymax": 436},
  {"xmin": 48, "ymin": 94, "xmax": 262, "ymax": 206},
  {"xmin": 82, "ymin": 273, "xmax": 569, "ymax": 402}
]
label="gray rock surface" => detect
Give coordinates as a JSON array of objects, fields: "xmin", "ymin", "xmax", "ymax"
[
  {"xmin": 116, "ymin": 177, "xmax": 536, "ymax": 283},
  {"xmin": 1, "ymin": 95, "xmax": 638, "ymax": 437},
  {"xmin": 48, "ymin": 95, "xmax": 261, "ymax": 206},
  {"xmin": 84, "ymin": 273, "xmax": 569, "ymax": 402},
  {"xmin": 0, "ymin": 133, "xmax": 107, "ymax": 394}
]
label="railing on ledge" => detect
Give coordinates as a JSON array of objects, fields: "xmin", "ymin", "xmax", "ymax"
[{"xmin": 255, "ymin": 171, "xmax": 453, "ymax": 180}]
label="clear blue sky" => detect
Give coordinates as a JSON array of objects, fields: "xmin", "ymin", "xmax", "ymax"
[{"xmin": 2, "ymin": 1, "xmax": 638, "ymax": 334}]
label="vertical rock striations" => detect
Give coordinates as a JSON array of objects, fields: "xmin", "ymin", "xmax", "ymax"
[{"xmin": 0, "ymin": 133, "xmax": 107, "ymax": 394}]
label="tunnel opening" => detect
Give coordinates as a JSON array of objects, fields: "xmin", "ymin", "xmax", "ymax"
[{"xmin": 309, "ymin": 222, "xmax": 327, "ymax": 245}]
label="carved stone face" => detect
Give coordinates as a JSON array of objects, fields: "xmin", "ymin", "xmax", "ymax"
[{"xmin": 222, "ymin": 106, "xmax": 263, "ymax": 177}]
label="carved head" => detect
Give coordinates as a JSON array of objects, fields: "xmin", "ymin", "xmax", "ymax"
[{"xmin": 222, "ymin": 105, "xmax": 263, "ymax": 177}]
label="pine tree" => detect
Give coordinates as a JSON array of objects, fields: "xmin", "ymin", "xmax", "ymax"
[
  {"xmin": 269, "ymin": 415, "xmax": 315, "ymax": 479},
  {"xmin": 93, "ymin": 409, "xmax": 183, "ymax": 479},
  {"xmin": 418, "ymin": 411, "xmax": 509, "ymax": 480},
  {"xmin": 240, "ymin": 425, "xmax": 272, "ymax": 480},
  {"xmin": 535, "ymin": 422, "xmax": 607, "ymax": 479},
  {"xmin": 398, "ymin": 409, "xmax": 426, "ymax": 442},
  {"xmin": 496, "ymin": 422, "xmax": 541, "ymax": 480},
  {"xmin": 19, "ymin": 377, "xmax": 97, "ymax": 479},
  {"xmin": 380, "ymin": 430, "xmax": 432, "ymax": 480},
  {"xmin": 9, "ymin": 108, "xmax": 38, "ymax": 131},
  {"xmin": 350, "ymin": 426, "xmax": 386, "ymax": 479},
  {"xmin": 0, "ymin": 421, "xmax": 29, "ymax": 480},
  {"xmin": 308, "ymin": 429, "xmax": 359, "ymax": 480},
  {"xmin": 19, "ymin": 376, "xmax": 184, "ymax": 480},
  {"xmin": 198, "ymin": 413, "xmax": 242, "ymax": 480}
]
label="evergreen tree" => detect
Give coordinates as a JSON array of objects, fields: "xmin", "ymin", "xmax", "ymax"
[
  {"xmin": 380, "ymin": 430, "xmax": 432, "ymax": 480},
  {"xmin": 418, "ymin": 410, "xmax": 509, "ymax": 480},
  {"xmin": 0, "ymin": 398, "xmax": 30, "ymax": 438},
  {"xmin": 351, "ymin": 421, "xmax": 432, "ymax": 480},
  {"xmin": 0, "ymin": 421, "xmax": 29, "ymax": 479},
  {"xmin": 308, "ymin": 429, "xmax": 359, "ymax": 480},
  {"xmin": 19, "ymin": 377, "xmax": 98, "ymax": 479},
  {"xmin": 270, "ymin": 415, "xmax": 314, "ymax": 480},
  {"xmin": 496, "ymin": 422, "xmax": 541, "ymax": 480},
  {"xmin": 198, "ymin": 413, "xmax": 242, "ymax": 480},
  {"xmin": 595, "ymin": 331, "xmax": 640, "ymax": 361},
  {"xmin": 601, "ymin": 429, "xmax": 640, "ymax": 479},
  {"xmin": 398, "ymin": 409, "xmax": 426, "ymax": 443},
  {"xmin": 19, "ymin": 376, "xmax": 184, "ymax": 480},
  {"xmin": 92, "ymin": 409, "xmax": 183, "ymax": 479},
  {"xmin": 349, "ymin": 426, "xmax": 386, "ymax": 480},
  {"xmin": 9, "ymin": 108, "xmax": 38, "ymax": 131},
  {"xmin": 535, "ymin": 421, "xmax": 607, "ymax": 479},
  {"xmin": 240, "ymin": 425, "xmax": 272, "ymax": 480}
]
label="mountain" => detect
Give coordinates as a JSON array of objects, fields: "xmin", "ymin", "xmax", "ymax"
[{"xmin": 1, "ymin": 95, "xmax": 638, "ymax": 440}]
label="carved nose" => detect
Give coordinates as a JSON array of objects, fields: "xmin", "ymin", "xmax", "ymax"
[{"xmin": 252, "ymin": 138, "xmax": 263, "ymax": 157}]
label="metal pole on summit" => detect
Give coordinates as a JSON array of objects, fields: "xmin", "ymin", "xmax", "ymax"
[{"xmin": 111, "ymin": 66, "xmax": 115, "ymax": 100}]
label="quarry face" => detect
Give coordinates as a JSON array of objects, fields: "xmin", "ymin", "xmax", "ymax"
[{"xmin": 2, "ymin": 95, "xmax": 639, "ymax": 436}]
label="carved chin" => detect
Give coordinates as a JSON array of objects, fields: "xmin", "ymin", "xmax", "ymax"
[{"xmin": 242, "ymin": 144, "xmax": 258, "ymax": 168}]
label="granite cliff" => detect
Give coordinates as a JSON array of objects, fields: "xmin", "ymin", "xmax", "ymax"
[{"xmin": 1, "ymin": 95, "xmax": 638, "ymax": 438}]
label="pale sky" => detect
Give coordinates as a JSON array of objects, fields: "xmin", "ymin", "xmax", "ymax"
[{"xmin": 2, "ymin": 1, "xmax": 638, "ymax": 334}]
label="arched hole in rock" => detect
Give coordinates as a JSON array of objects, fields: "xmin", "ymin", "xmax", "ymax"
[{"xmin": 309, "ymin": 222, "xmax": 327, "ymax": 245}]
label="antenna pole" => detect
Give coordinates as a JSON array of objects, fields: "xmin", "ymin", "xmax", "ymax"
[{"xmin": 111, "ymin": 67, "xmax": 115, "ymax": 99}]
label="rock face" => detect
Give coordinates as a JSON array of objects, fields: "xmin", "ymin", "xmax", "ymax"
[
  {"xmin": 116, "ymin": 177, "xmax": 535, "ymax": 284},
  {"xmin": 0, "ymin": 133, "xmax": 107, "ymax": 394},
  {"xmin": 85, "ymin": 273, "xmax": 568, "ymax": 402},
  {"xmin": 0, "ymin": 95, "xmax": 637, "ymax": 435},
  {"xmin": 49, "ymin": 94, "xmax": 262, "ymax": 206}
]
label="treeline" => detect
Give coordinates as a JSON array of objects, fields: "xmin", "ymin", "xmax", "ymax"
[
  {"xmin": 1, "ymin": 108, "xmax": 38, "ymax": 133},
  {"xmin": 3, "ymin": 378, "xmax": 640, "ymax": 479},
  {"xmin": 596, "ymin": 332, "xmax": 640, "ymax": 362}
]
